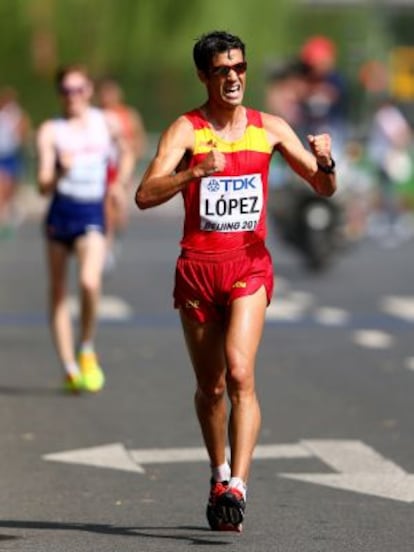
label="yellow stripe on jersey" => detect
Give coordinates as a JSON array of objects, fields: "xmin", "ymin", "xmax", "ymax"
[{"xmin": 194, "ymin": 125, "xmax": 272, "ymax": 155}]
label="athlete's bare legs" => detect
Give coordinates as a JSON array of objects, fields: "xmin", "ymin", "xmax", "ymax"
[
  {"xmin": 74, "ymin": 231, "xmax": 106, "ymax": 344},
  {"xmin": 225, "ymin": 286, "xmax": 267, "ymax": 481},
  {"xmin": 46, "ymin": 231, "xmax": 106, "ymax": 391},
  {"xmin": 180, "ymin": 313, "xmax": 228, "ymax": 468},
  {"xmin": 180, "ymin": 285, "xmax": 267, "ymax": 482},
  {"xmin": 46, "ymin": 241, "xmax": 76, "ymax": 368},
  {"xmin": 0, "ymin": 172, "xmax": 15, "ymax": 230}
]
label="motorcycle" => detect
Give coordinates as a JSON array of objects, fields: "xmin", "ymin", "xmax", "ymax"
[{"xmin": 268, "ymin": 161, "xmax": 344, "ymax": 271}]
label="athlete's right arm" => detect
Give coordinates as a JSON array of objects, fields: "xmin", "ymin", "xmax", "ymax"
[
  {"xmin": 135, "ymin": 115, "xmax": 219, "ymax": 209},
  {"xmin": 36, "ymin": 121, "xmax": 58, "ymax": 196}
]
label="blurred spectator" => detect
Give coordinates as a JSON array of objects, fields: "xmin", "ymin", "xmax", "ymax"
[
  {"xmin": 265, "ymin": 36, "xmax": 347, "ymax": 186},
  {"xmin": 367, "ymin": 95, "xmax": 414, "ymax": 245},
  {"xmin": 265, "ymin": 59, "xmax": 309, "ymax": 130},
  {"xmin": 300, "ymin": 35, "xmax": 347, "ymax": 159},
  {"xmin": 338, "ymin": 140, "xmax": 376, "ymax": 241},
  {"xmin": 265, "ymin": 60, "xmax": 310, "ymax": 190},
  {"xmin": 96, "ymin": 76, "xmax": 147, "ymax": 271},
  {"xmin": 0, "ymin": 86, "xmax": 31, "ymax": 237}
]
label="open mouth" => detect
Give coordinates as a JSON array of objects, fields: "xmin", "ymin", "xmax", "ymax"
[{"xmin": 223, "ymin": 83, "xmax": 241, "ymax": 99}]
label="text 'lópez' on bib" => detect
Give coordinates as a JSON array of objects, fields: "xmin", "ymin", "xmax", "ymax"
[{"xmin": 200, "ymin": 173, "xmax": 263, "ymax": 232}]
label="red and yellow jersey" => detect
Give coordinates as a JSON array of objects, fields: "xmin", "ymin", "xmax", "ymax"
[{"xmin": 181, "ymin": 108, "xmax": 273, "ymax": 252}]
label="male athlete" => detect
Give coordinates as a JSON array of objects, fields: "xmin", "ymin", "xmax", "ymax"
[
  {"xmin": 37, "ymin": 65, "xmax": 133, "ymax": 392},
  {"xmin": 136, "ymin": 31, "xmax": 336, "ymax": 531},
  {"xmin": 96, "ymin": 76, "xmax": 147, "ymax": 271}
]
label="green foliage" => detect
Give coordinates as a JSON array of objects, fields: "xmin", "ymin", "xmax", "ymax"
[
  {"xmin": 0, "ymin": 0, "xmax": 300, "ymax": 129},
  {"xmin": 1, "ymin": 0, "xmax": 412, "ymax": 130}
]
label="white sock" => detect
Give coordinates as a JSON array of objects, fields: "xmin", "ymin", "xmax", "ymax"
[
  {"xmin": 79, "ymin": 341, "xmax": 94, "ymax": 354},
  {"xmin": 211, "ymin": 462, "xmax": 231, "ymax": 483},
  {"xmin": 64, "ymin": 362, "xmax": 81, "ymax": 377},
  {"xmin": 229, "ymin": 477, "xmax": 247, "ymax": 499}
]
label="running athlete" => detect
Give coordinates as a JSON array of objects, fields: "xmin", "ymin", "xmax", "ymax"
[
  {"xmin": 96, "ymin": 76, "xmax": 147, "ymax": 271},
  {"xmin": 135, "ymin": 31, "xmax": 336, "ymax": 532},
  {"xmin": 0, "ymin": 87, "xmax": 31, "ymax": 236},
  {"xmin": 37, "ymin": 65, "xmax": 133, "ymax": 393}
]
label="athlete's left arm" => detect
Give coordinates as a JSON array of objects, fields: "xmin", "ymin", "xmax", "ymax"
[
  {"xmin": 262, "ymin": 112, "xmax": 337, "ymax": 197},
  {"xmin": 36, "ymin": 121, "xmax": 58, "ymax": 196}
]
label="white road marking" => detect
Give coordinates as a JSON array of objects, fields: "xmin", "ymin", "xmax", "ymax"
[
  {"xmin": 266, "ymin": 299, "xmax": 306, "ymax": 321},
  {"xmin": 68, "ymin": 295, "xmax": 133, "ymax": 320},
  {"xmin": 381, "ymin": 295, "xmax": 414, "ymax": 322},
  {"xmin": 44, "ymin": 443, "xmax": 311, "ymax": 474},
  {"xmin": 280, "ymin": 440, "xmax": 414, "ymax": 503},
  {"xmin": 43, "ymin": 443, "xmax": 144, "ymax": 473},
  {"xmin": 43, "ymin": 439, "xmax": 414, "ymax": 502},
  {"xmin": 130, "ymin": 446, "xmax": 207, "ymax": 465},
  {"xmin": 266, "ymin": 291, "xmax": 314, "ymax": 321},
  {"xmin": 352, "ymin": 329, "xmax": 394, "ymax": 349},
  {"xmin": 313, "ymin": 307, "xmax": 350, "ymax": 326},
  {"xmin": 130, "ymin": 443, "xmax": 312, "ymax": 466},
  {"xmin": 404, "ymin": 357, "xmax": 414, "ymax": 371},
  {"xmin": 301, "ymin": 439, "xmax": 404, "ymax": 474}
]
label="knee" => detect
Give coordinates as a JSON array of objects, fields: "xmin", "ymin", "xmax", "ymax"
[
  {"xmin": 226, "ymin": 351, "xmax": 254, "ymax": 395},
  {"xmin": 79, "ymin": 275, "xmax": 100, "ymax": 296},
  {"xmin": 196, "ymin": 380, "xmax": 226, "ymax": 404},
  {"xmin": 49, "ymin": 282, "xmax": 66, "ymax": 304}
]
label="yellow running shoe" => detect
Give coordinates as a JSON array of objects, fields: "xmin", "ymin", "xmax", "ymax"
[
  {"xmin": 78, "ymin": 351, "xmax": 105, "ymax": 392},
  {"xmin": 63, "ymin": 373, "xmax": 84, "ymax": 394}
]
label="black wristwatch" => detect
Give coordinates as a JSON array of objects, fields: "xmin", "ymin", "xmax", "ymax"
[{"xmin": 317, "ymin": 158, "xmax": 336, "ymax": 174}]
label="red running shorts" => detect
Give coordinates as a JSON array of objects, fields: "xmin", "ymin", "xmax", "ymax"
[{"xmin": 173, "ymin": 240, "xmax": 274, "ymax": 324}]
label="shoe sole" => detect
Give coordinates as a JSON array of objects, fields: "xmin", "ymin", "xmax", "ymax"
[
  {"xmin": 206, "ymin": 505, "xmax": 242, "ymax": 532},
  {"xmin": 214, "ymin": 492, "xmax": 245, "ymax": 526}
]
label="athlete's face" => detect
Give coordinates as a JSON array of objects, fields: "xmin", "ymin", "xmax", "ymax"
[
  {"xmin": 58, "ymin": 72, "xmax": 93, "ymax": 117},
  {"xmin": 201, "ymin": 49, "xmax": 247, "ymax": 108}
]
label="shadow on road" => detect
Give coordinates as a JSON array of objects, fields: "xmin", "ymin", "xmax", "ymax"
[
  {"xmin": 0, "ymin": 385, "xmax": 93, "ymax": 398},
  {"xmin": 0, "ymin": 520, "xmax": 234, "ymax": 546}
]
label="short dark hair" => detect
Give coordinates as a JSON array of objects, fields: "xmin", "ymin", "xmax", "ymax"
[
  {"xmin": 193, "ymin": 31, "xmax": 246, "ymax": 73},
  {"xmin": 55, "ymin": 64, "xmax": 90, "ymax": 90}
]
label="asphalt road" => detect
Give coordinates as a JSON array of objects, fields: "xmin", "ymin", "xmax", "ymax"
[{"xmin": 1, "ymin": 202, "xmax": 414, "ymax": 552}]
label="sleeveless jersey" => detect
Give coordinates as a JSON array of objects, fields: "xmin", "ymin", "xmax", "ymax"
[
  {"xmin": 181, "ymin": 108, "xmax": 272, "ymax": 252},
  {"xmin": 52, "ymin": 107, "xmax": 111, "ymax": 202}
]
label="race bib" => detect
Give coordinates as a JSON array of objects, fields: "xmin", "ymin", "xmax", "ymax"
[{"xmin": 200, "ymin": 173, "xmax": 263, "ymax": 232}]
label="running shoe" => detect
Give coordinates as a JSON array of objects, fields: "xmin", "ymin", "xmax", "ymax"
[
  {"xmin": 206, "ymin": 479, "xmax": 229, "ymax": 531},
  {"xmin": 206, "ymin": 479, "xmax": 243, "ymax": 532},
  {"xmin": 214, "ymin": 486, "xmax": 246, "ymax": 532},
  {"xmin": 63, "ymin": 373, "xmax": 84, "ymax": 394},
  {"xmin": 78, "ymin": 351, "xmax": 105, "ymax": 392}
]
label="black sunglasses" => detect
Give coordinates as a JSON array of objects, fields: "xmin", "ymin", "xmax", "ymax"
[
  {"xmin": 59, "ymin": 85, "xmax": 86, "ymax": 97},
  {"xmin": 209, "ymin": 61, "xmax": 248, "ymax": 77}
]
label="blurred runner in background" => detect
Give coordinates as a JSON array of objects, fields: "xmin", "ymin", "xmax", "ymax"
[
  {"xmin": 36, "ymin": 64, "xmax": 133, "ymax": 393},
  {"xmin": 96, "ymin": 76, "xmax": 147, "ymax": 271},
  {"xmin": 0, "ymin": 86, "xmax": 31, "ymax": 237}
]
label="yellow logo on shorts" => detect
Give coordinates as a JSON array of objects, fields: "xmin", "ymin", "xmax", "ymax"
[
  {"xmin": 185, "ymin": 299, "xmax": 200, "ymax": 309},
  {"xmin": 232, "ymin": 281, "xmax": 247, "ymax": 289}
]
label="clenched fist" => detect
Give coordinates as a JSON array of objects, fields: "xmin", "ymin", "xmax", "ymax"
[
  {"xmin": 196, "ymin": 148, "xmax": 226, "ymax": 177},
  {"xmin": 307, "ymin": 134, "xmax": 332, "ymax": 166}
]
